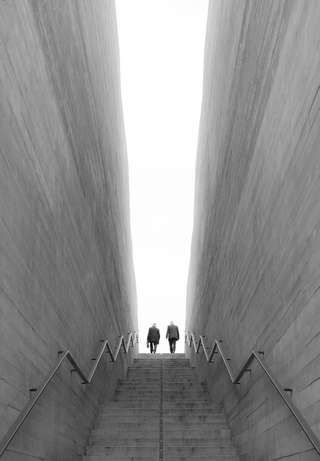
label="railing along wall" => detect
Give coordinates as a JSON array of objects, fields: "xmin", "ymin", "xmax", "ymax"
[
  {"xmin": 185, "ymin": 331, "xmax": 320, "ymax": 455},
  {"xmin": 0, "ymin": 331, "xmax": 139, "ymax": 457}
]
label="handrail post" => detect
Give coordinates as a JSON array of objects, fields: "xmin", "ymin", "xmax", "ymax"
[
  {"xmin": 185, "ymin": 331, "xmax": 320, "ymax": 456},
  {"xmin": 0, "ymin": 330, "xmax": 138, "ymax": 458}
]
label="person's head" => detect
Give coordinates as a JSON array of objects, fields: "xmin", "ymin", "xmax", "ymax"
[
  {"xmin": 170, "ymin": 321, "xmax": 174, "ymax": 326},
  {"xmin": 152, "ymin": 323, "xmax": 156, "ymax": 328}
]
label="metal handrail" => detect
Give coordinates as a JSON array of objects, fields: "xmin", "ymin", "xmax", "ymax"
[
  {"xmin": 185, "ymin": 331, "xmax": 320, "ymax": 455},
  {"xmin": 0, "ymin": 331, "xmax": 138, "ymax": 457}
]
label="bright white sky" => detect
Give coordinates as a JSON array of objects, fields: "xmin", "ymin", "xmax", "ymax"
[{"xmin": 116, "ymin": 0, "xmax": 208, "ymax": 353}]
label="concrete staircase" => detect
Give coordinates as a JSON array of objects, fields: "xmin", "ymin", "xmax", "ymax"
[{"xmin": 84, "ymin": 354, "xmax": 239, "ymax": 460}]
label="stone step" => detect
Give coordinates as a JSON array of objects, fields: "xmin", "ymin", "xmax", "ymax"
[
  {"xmin": 98, "ymin": 408, "xmax": 160, "ymax": 414},
  {"xmin": 99, "ymin": 409, "xmax": 220, "ymax": 417},
  {"xmin": 115, "ymin": 387, "xmax": 161, "ymax": 390},
  {"xmin": 95, "ymin": 417, "xmax": 225, "ymax": 426},
  {"xmin": 127, "ymin": 371, "xmax": 162, "ymax": 375},
  {"xmin": 85, "ymin": 358, "xmax": 239, "ymax": 461},
  {"xmin": 82, "ymin": 454, "xmax": 157, "ymax": 461},
  {"xmin": 163, "ymin": 415, "xmax": 222, "ymax": 421},
  {"xmin": 126, "ymin": 374, "xmax": 161, "ymax": 377},
  {"xmin": 91, "ymin": 427, "xmax": 159, "ymax": 435},
  {"xmin": 115, "ymin": 389, "xmax": 205, "ymax": 393},
  {"xmin": 163, "ymin": 378, "xmax": 200, "ymax": 381},
  {"xmin": 162, "ymin": 380, "xmax": 200, "ymax": 383},
  {"xmin": 127, "ymin": 370, "xmax": 162, "ymax": 373},
  {"xmin": 120, "ymin": 381, "xmax": 160, "ymax": 384},
  {"xmin": 128, "ymin": 368, "xmax": 162, "ymax": 371},
  {"xmin": 163, "ymin": 439, "xmax": 236, "ymax": 447},
  {"xmin": 163, "ymin": 393, "xmax": 212, "ymax": 397},
  {"xmin": 167, "ymin": 370, "xmax": 202, "ymax": 374},
  {"xmin": 127, "ymin": 368, "xmax": 161, "ymax": 379},
  {"xmin": 97, "ymin": 413, "xmax": 159, "ymax": 419},
  {"xmin": 113, "ymin": 396, "xmax": 161, "ymax": 400},
  {"xmin": 124, "ymin": 379, "xmax": 161, "ymax": 383},
  {"xmin": 114, "ymin": 385, "xmax": 159, "ymax": 390},
  {"xmin": 133, "ymin": 361, "xmax": 188, "ymax": 365},
  {"xmin": 164, "ymin": 411, "xmax": 224, "ymax": 416},
  {"xmin": 122, "ymin": 380, "xmax": 161, "ymax": 383},
  {"xmin": 126, "ymin": 371, "xmax": 193, "ymax": 374},
  {"xmin": 86, "ymin": 457, "xmax": 238, "ymax": 460},
  {"xmin": 114, "ymin": 393, "xmax": 208, "ymax": 398},
  {"xmin": 112, "ymin": 397, "xmax": 210, "ymax": 401},
  {"xmin": 125, "ymin": 376, "xmax": 161, "ymax": 379},
  {"xmin": 113, "ymin": 392, "xmax": 161, "ymax": 396},
  {"xmin": 86, "ymin": 446, "xmax": 158, "ymax": 456},
  {"xmin": 131, "ymin": 358, "xmax": 186, "ymax": 362},
  {"xmin": 85, "ymin": 456, "xmax": 239, "ymax": 461},
  {"xmin": 164, "ymin": 448, "xmax": 238, "ymax": 457},
  {"xmin": 164, "ymin": 452, "xmax": 238, "ymax": 459},
  {"xmin": 94, "ymin": 413, "xmax": 160, "ymax": 420},
  {"xmin": 89, "ymin": 437, "xmax": 160, "ymax": 444},
  {"xmin": 103, "ymin": 403, "xmax": 161, "ymax": 408},
  {"xmin": 164, "ymin": 442, "xmax": 237, "ymax": 450},
  {"xmin": 90, "ymin": 431, "xmax": 231, "ymax": 441},
  {"xmin": 108, "ymin": 401, "xmax": 212, "ymax": 407},
  {"xmin": 164, "ymin": 422, "xmax": 229, "ymax": 428},
  {"xmin": 90, "ymin": 438, "xmax": 232, "ymax": 447},
  {"xmin": 121, "ymin": 381, "xmax": 196, "ymax": 385},
  {"xmin": 162, "ymin": 371, "xmax": 197, "ymax": 374},
  {"xmin": 163, "ymin": 429, "xmax": 231, "ymax": 438},
  {"xmin": 116, "ymin": 388, "xmax": 206, "ymax": 393},
  {"xmin": 94, "ymin": 423, "xmax": 159, "ymax": 431},
  {"xmin": 163, "ymin": 416, "xmax": 226, "ymax": 423},
  {"xmin": 112, "ymin": 397, "xmax": 209, "ymax": 402},
  {"xmin": 86, "ymin": 444, "xmax": 236, "ymax": 454},
  {"xmin": 115, "ymin": 388, "xmax": 207, "ymax": 393},
  {"xmin": 162, "ymin": 407, "xmax": 220, "ymax": 412},
  {"xmin": 163, "ymin": 377, "xmax": 199, "ymax": 380},
  {"xmin": 87, "ymin": 442, "xmax": 159, "ymax": 451},
  {"xmin": 163, "ymin": 403, "xmax": 217, "ymax": 409},
  {"xmin": 128, "ymin": 370, "xmax": 192, "ymax": 374},
  {"xmin": 162, "ymin": 367, "xmax": 195, "ymax": 370},
  {"xmin": 90, "ymin": 432, "xmax": 160, "ymax": 441},
  {"xmin": 163, "ymin": 380, "xmax": 203, "ymax": 384},
  {"xmin": 165, "ymin": 457, "xmax": 238, "ymax": 461},
  {"xmin": 125, "ymin": 373, "xmax": 194, "ymax": 377}
]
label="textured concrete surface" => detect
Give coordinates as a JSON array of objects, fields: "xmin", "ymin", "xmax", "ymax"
[
  {"xmin": 85, "ymin": 356, "xmax": 238, "ymax": 460},
  {"xmin": 187, "ymin": 1, "xmax": 320, "ymax": 459},
  {"xmin": 0, "ymin": 1, "xmax": 137, "ymax": 459}
]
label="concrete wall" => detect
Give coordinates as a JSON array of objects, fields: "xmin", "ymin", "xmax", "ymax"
[
  {"xmin": 186, "ymin": 1, "xmax": 320, "ymax": 459},
  {"xmin": 0, "ymin": 1, "xmax": 137, "ymax": 459}
]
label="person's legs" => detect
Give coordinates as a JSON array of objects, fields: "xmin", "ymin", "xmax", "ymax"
[
  {"xmin": 150, "ymin": 342, "xmax": 154, "ymax": 353},
  {"xmin": 153, "ymin": 343, "xmax": 157, "ymax": 353},
  {"xmin": 172, "ymin": 339, "xmax": 177, "ymax": 353},
  {"xmin": 169, "ymin": 339, "xmax": 173, "ymax": 353}
]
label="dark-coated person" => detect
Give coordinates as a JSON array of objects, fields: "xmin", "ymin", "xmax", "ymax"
[
  {"xmin": 147, "ymin": 323, "xmax": 160, "ymax": 354},
  {"xmin": 166, "ymin": 321, "xmax": 179, "ymax": 353}
]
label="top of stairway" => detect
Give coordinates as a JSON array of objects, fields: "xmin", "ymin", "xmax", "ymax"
[{"xmin": 135, "ymin": 353, "xmax": 186, "ymax": 360}]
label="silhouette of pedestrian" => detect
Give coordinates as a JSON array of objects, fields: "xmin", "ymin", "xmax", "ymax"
[
  {"xmin": 147, "ymin": 323, "xmax": 160, "ymax": 354},
  {"xmin": 166, "ymin": 321, "xmax": 179, "ymax": 353}
]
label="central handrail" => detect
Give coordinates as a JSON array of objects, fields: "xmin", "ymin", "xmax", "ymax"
[
  {"xmin": 185, "ymin": 331, "xmax": 320, "ymax": 456},
  {"xmin": 0, "ymin": 331, "xmax": 138, "ymax": 457}
]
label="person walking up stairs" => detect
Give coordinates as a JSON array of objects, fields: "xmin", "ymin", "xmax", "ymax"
[{"xmin": 83, "ymin": 354, "xmax": 239, "ymax": 460}]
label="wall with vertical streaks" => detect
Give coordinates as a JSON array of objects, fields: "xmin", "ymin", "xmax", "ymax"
[
  {"xmin": 187, "ymin": 1, "xmax": 320, "ymax": 459},
  {"xmin": 0, "ymin": 1, "xmax": 137, "ymax": 459}
]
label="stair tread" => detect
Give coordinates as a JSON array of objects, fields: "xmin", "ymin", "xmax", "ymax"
[{"xmin": 84, "ymin": 358, "xmax": 239, "ymax": 461}]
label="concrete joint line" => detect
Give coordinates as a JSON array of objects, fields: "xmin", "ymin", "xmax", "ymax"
[{"xmin": 159, "ymin": 360, "xmax": 164, "ymax": 461}]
